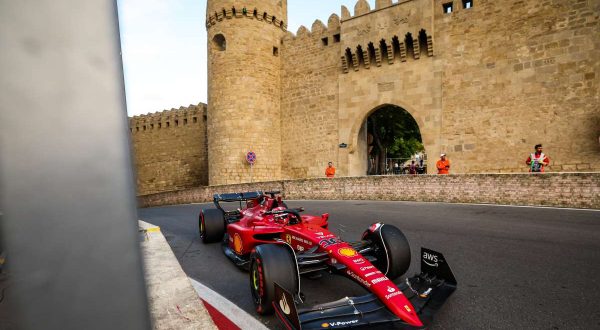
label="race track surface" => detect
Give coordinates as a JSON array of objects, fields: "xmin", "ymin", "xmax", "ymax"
[{"xmin": 138, "ymin": 201, "xmax": 600, "ymax": 329}]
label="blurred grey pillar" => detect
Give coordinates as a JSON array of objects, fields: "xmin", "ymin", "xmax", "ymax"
[{"xmin": 0, "ymin": 1, "xmax": 150, "ymax": 329}]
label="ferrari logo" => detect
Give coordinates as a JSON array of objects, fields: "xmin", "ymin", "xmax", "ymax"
[
  {"xmin": 338, "ymin": 247, "xmax": 357, "ymax": 258},
  {"xmin": 285, "ymin": 234, "xmax": 292, "ymax": 244}
]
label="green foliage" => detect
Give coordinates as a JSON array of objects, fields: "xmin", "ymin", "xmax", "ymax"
[{"xmin": 367, "ymin": 105, "xmax": 424, "ymax": 159}]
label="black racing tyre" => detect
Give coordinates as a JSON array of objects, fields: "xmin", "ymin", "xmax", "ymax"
[
  {"xmin": 362, "ymin": 224, "xmax": 411, "ymax": 280},
  {"xmin": 199, "ymin": 208, "xmax": 225, "ymax": 243},
  {"xmin": 249, "ymin": 244, "xmax": 299, "ymax": 315}
]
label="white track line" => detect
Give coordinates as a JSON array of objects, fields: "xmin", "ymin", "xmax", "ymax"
[{"xmin": 190, "ymin": 278, "xmax": 268, "ymax": 330}]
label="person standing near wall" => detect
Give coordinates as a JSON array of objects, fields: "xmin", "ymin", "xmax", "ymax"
[
  {"xmin": 409, "ymin": 160, "xmax": 417, "ymax": 175},
  {"xmin": 436, "ymin": 153, "xmax": 450, "ymax": 175},
  {"xmin": 526, "ymin": 144, "xmax": 550, "ymax": 172},
  {"xmin": 325, "ymin": 162, "xmax": 336, "ymax": 178}
]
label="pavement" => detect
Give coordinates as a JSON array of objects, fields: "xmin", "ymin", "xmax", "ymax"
[
  {"xmin": 3, "ymin": 202, "xmax": 597, "ymax": 329},
  {"xmin": 139, "ymin": 200, "xmax": 600, "ymax": 330},
  {"xmin": 140, "ymin": 221, "xmax": 218, "ymax": 329}
]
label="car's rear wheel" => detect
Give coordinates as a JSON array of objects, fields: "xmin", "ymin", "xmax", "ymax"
[
  {"xmin": 362, "ymin": 223, "xmax": 411, "ymax": 280},
  {"xmin": 199, "ymin": 208, "xmax": 225, "ymax": 243},
  {"xmin": 249, "ymin": 244, "xmax": 299, "ymax": 315}
]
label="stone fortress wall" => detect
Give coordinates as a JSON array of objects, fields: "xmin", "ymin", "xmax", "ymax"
[
  {"xmin": 130, "ymin": 0, "xmax": 599, "ymax": 195},
  {"xmin": 129, "ymin": 104, "xmax": 208, "ymax": 195}
]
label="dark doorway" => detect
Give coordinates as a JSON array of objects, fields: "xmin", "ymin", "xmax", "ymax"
[{"xmin": 366, "ymin": 105, "xmax": 425, "ymax": 175}]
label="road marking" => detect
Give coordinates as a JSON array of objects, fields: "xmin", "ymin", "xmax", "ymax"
[{"xmin": 189, "ymin": 278, "xmax": 268, "ymax": 330}]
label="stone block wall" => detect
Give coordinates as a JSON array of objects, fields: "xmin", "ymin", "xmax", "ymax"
[
  {"xmin": 434, "ymin": 0, "xmax": 600, "ymax": 173},
  {"xmin": 128, "ymin": 0, "xmax": 599, "ymax": 194},
  {"xmin": 137, "ymin": 173, "xmax": 600, "ymax": 209},
  {"xmin": 280, "ymin": 16, "xmax": 342, "ymax": 179},
  {"xmin": 129, "ymin": 104, "xmax": 208, "ymax": 195}
]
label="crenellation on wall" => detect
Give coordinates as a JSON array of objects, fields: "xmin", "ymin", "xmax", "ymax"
[
  {"xmin": 354, "ymin": 0, "xmax": 371, "ymax": 16},
  {"xmin": 327, "ymin": 14, "xmax": 341, "ymax": 31},
  {"xmin": 341, "ymin": 5, "xmax": 351, "ymax": 20},
  {"xmin": 206, "ymin": 5, "xmax": 286, "ymax": 30},
  {"xmin": 375, "ymin": 0, "xmax": 393, "ymax": 10}
]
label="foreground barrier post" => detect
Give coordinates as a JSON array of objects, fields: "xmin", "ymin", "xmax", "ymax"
[{"xmin": 0, "ymin": 1, "xmax": 151, "ymax": 329}]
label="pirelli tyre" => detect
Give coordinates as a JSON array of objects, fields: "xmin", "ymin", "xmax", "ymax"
[
  {"xmin": 362, "ymin": 223, "xmax": 411, "ymax": 280},
  {"xmin": 199, "ymin": 208, "xmax": 225, "ymax": 243},
  {"xmin": 249, "ymin": 244, "xmax": 299, "ymax": 315}
]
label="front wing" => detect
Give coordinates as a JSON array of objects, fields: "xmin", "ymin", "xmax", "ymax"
[{"xmin": 274, "ymin": 248, "xmax": 457, "ymax": 329}]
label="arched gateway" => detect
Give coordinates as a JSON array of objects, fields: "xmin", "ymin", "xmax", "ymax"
[{"xmin": 340, "ymin": 102, "xmax": 437, "ymax": 177}]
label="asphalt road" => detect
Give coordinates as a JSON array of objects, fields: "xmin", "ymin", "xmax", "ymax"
[{"xmin": 138, "ymin": 201, "xmax": 600, "ymax": 330}]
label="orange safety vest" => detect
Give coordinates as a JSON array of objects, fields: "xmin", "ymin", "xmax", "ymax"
[
  {"xmin": 436, "ymin": 159, "xmax": 450, "ymax": 175},
  {"xmin": 325, "ymin": 167, "xmax": 336, "ymax": 178}
]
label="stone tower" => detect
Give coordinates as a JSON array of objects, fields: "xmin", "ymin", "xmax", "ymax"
[{"xmin": 206, "ymin": 0, "xmax": 287, "ymax": 185}]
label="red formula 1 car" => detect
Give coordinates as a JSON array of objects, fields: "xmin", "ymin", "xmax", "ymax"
[{"xmin": 199, "ymin": 191, "xmax": 457, "ymax": 329}]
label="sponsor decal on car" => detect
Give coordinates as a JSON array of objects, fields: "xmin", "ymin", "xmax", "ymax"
[
  {"xmin": 319, "ymin": 237, "xmax": 341, "ymax": 248},
  {"xmin": 404, "ymin": 305, "xmax": 412, "ymax": 312},
  {"xmin": 321, "ymin": 320, "xmax": 359, "ymax": 328},
  {"xmin": 291, "ymin": 235, "xmax": 312, "ymax": 246},
  {"xmin": 385, "ymin": 291, "xmax": 402, "ymax": 300},
  {"xmin": 297, "ymin": 245, "xmax": 305, "ymax": 252},
  {"xmin": 338, "ymin": 247, "xmax": 357, "ymax": 257},
  {"xmin": 387, "ymin": 286, "xmax": 396, "ymax": 293},
  {"xmin": 364, "ymin": 271, "xmax": 380, "ymax": 277},
  {"xmin": 360, "ymin": 266, "xmax": 375, "ymax": 271},
  {"xmin": 423, "ymin": 251, "xmax": 439, "ymax": 267},
  {"xmin": 279, "ymin": 292, "xmax": 291, "ymax": 315},
  {"xmin": 352, "ymin": 258, "xmax": 365, "ymax": 264},
  {"xmin": 371, "ymin": 276, "xmax": 389, "ymax": 284},
  {"xmin": 285, "ymin": 234, "xmax": 292, "ymax": 244},
  {"xmin": 233, "ymin": 233, "xmax": 243, "ymax": 254},
  {"xmin": 346, "ymin": 270, "xmax": 371, "ymax": 288}
]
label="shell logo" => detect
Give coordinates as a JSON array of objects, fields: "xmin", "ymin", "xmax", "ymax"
[
  {"xmin": 338, "ymin": 247, "xmax": 357, "ymax": 258},
  {"xmin": 321, "ymin": 323, "xmax": 330, "ymax": 328},
  {"xmin": 233, "ymin": 233, "xmax": 243, "ymax": 254}
]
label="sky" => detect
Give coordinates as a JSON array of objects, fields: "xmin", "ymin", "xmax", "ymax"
[{"xmin": 117, "ymin": 0, "xmax": 377, "ymax": 116}]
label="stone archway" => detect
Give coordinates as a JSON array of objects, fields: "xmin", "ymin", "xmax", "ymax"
[
  {"xmin": 364, "ymin": 104, "xmax": 425, "ymax": 175},
  {"xmin": 340, "ymin": 100, "xmax": 438, "ymax": 177}
]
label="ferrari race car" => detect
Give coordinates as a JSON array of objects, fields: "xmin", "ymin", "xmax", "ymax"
[{"xmin": 199, "ymin": 191, "xmax": 457, "ymax": 329}]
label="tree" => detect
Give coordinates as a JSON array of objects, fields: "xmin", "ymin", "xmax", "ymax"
[{"xmin": 367, "ymin": 105, "xmax": 424, "ymax": 174}]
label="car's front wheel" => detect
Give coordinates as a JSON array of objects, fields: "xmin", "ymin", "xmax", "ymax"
[
  {"xmin": 362, "ymin": 223, "xmax": 411, "ymax": 280},
  {"xmin": 249, "ymin": 244, "xmax": 299, "ymax": 315}
]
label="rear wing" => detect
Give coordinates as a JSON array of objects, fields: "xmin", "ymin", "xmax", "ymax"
[
  {"xmin": 213, "ymin": 191, "xmax": 263, "ymax": 212},
  {"xmin": 274, "ymin": 248, "xmax": 457, "ymax": 329}
]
